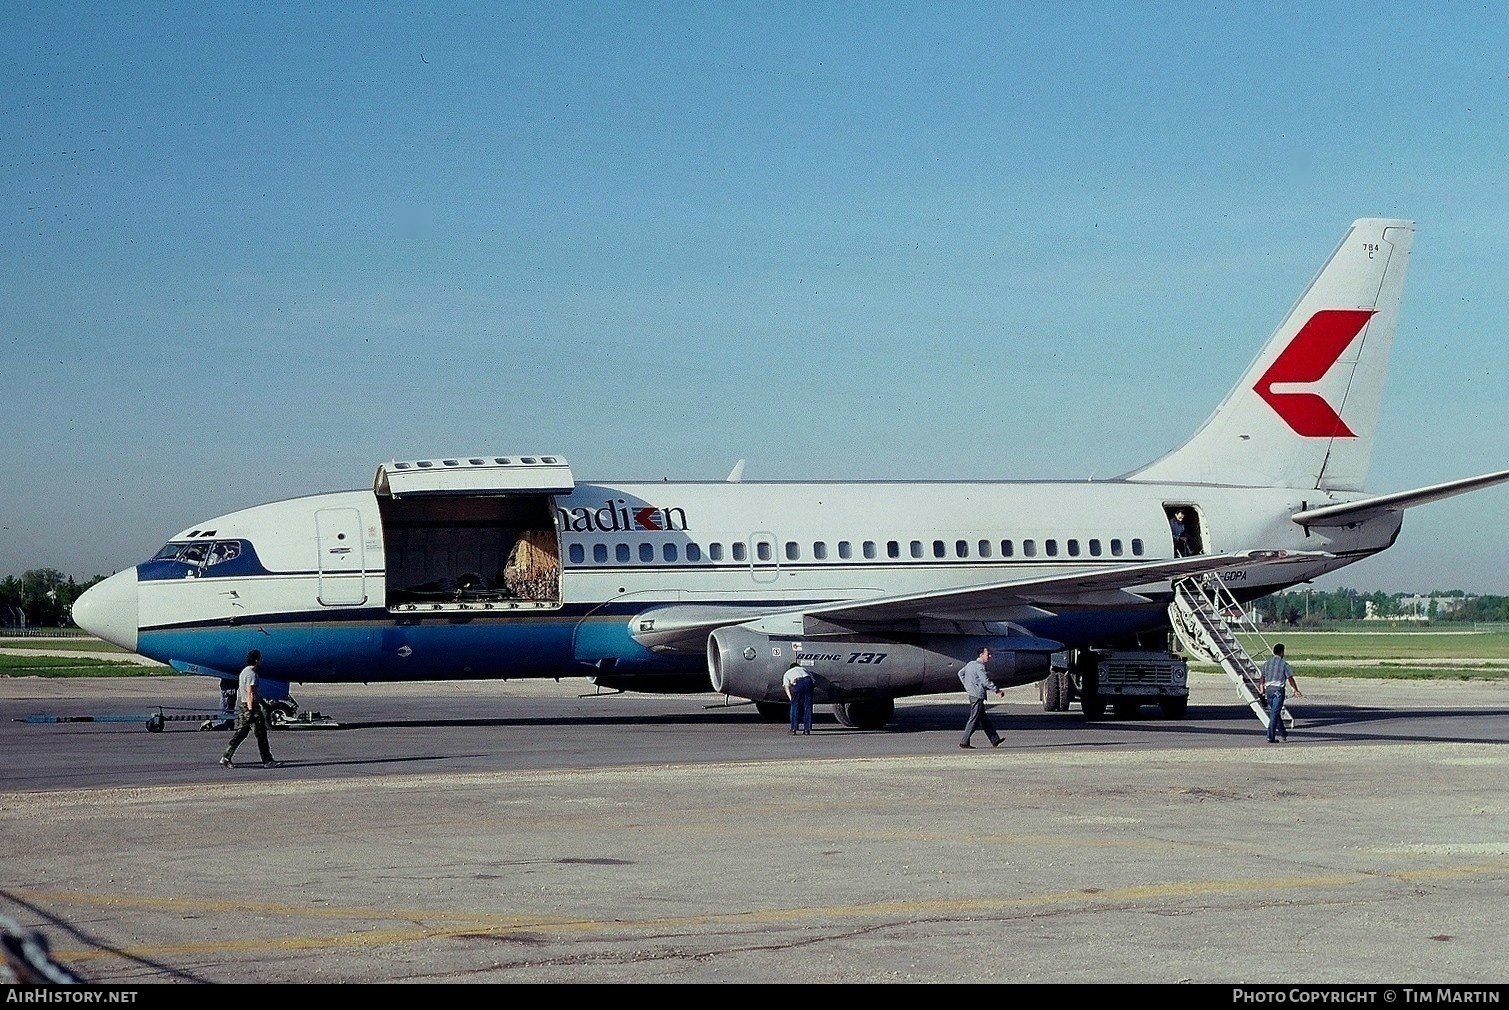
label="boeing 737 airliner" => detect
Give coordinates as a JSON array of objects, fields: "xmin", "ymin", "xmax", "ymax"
[{"xmin": 73, "ymin": 219, "xmax": 1509, "ymax": 729}]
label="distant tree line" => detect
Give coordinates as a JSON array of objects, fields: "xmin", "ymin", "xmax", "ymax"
[
  {"xmin": 1254, "ymin": 588, "xmax": 1509, "ymax": 626},
  {"xmin": 0, "ymin": 570, "xmax": 109, "ymax": 628}
]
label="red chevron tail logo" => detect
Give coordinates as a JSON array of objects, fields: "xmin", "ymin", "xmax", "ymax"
[{"xmin": 1253, "ymin": 309, "xmax": 1375, "ymax": 437}]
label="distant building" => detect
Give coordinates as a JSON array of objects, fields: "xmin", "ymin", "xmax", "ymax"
[{"xmin": 1364, "ymin": 596, "xmax": 1467, "ymax": 620}]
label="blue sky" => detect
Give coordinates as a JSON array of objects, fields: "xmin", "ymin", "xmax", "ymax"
[{"xmin": 3, "ymin": 4, "xmax": 1506, "ymax": 592}]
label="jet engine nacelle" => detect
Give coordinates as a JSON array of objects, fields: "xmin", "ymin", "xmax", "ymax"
[{"xmin": 707, "ymin": 624, "xmax": 1059, "ymax": 704}]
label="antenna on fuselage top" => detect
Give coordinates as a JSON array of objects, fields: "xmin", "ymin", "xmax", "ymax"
[{"xmin": 726, "ymin": 459, "xmax": 746, "ymax": 483}]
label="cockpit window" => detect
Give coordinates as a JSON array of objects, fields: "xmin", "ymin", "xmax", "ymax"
[
  {"xmin": 178, "ymin": 543, "xmax": 209, "ymax": 565},
  {"xmin": 206, "ymin": 541, "xmax": 241, "ymax": 566},
  {"xmin": 141, "ymin": 539, "xmax": 260, "ymax": 582},
  {"xmin": 152, "ymin": 540, "xmax": 242, "ymax": 566}
]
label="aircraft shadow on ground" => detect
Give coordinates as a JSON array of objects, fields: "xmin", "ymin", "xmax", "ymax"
[{"xmin": 311, "ymin": 699, "xmax": 1508, "ymax": 747}]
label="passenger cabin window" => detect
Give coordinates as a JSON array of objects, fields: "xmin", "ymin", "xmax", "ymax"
[
  {"xmin": 1067, "ymin": 539, "xmax": 1080, "ymax": 557},
  {"xmin": 1023, "ymin": 539, "xmax": 1037, "ymax": 558},
  {"xmin": 756, "ymin": 541, "xmax": 772, "ymax": 562},
  {"xmin": 978, "ymin": 540, "xmax": 992, "ymax": 558},
  {"xmin": 686, "ymin": 543, "xmax": 702, "ymax": 562},
  {"xmin": 1111, "ymin": 538, "xmax": 1124, "ymax": 557},
  {"xmin": 838, "ymin": 541, "xmax": 852, "ymax": 560},
  {"xmin": 569, "ymin": 544, "xmax": 585, "ymax": 564},
  {"xmin": 1089, "ymin": 539, "xmax": 1102, "ymax": 557},
  {"xmin": 594, "ymin": 544, "xmax": 608, "ymax": 563},
  {"xmin": 1131, "ymin": 538, "xmax": 1145, "ymax": 556},
  {"xmin": 639, "ymin": 543, "xmax": 654, "ymax": 563},
  {"xmin": 785, "ymin": 541, "xmax": 800, "ymax": 561},
  {"xmin": 616, "ymin": 544, "xmax": 631, "ymax": 563},
  {"xmin": 910, "ymin": 540, "xmax": 924, "ymax": 559},
  {"xmin": 709, "ymin": 543, "xmax": 724, "ymax": 561},
  {"xmin": 732, "ymin": 542, "xmax": 747, "ymax": 562},
  {"xmin": 1045, "ymin": 539, "xmax": 1058, "ymax": 557},
  {"xmin": 955, "ymin": 540, "xmax": 968, "ymax": 558},
  {"xmin": 1001, "ymin": 540, "xmax": 1014, "ymax": 557},
  {"xmin": 814, "ymin": 541, "xmax": 829, "ymax": 560},
  {"xmin": 887, "ymin": 541, "xmax": 900, "ymax": 559},
  {"xmin": 933, "ymin": 540, "xmax": 946, "ymax": 558},
  {"xmin": 663, "ymin": 543, "xmax": 677, "ymax": 562},
  {"xmin": 862, "ymin": 541, "xmax": 876, "ymax": 559}
]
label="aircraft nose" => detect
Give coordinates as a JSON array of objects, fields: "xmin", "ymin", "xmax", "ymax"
[{"xmin": 72, "ymin": 568, "xmax": 139, "ymax": 652}]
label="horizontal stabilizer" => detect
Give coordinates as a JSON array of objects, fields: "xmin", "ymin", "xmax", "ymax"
[{"xmin": 1291, "ymin": 468, "xmax": 1509, "ymax": 527}]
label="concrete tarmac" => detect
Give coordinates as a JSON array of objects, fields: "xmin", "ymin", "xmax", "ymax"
[{"xmin": 2, "ymin": 672, "xmax": 1508, "ymax": 984}]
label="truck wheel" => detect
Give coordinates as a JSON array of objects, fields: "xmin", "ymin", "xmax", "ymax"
[
  {"xmin": 1114, "ymin": 700, "xmax": 1140, "ymax": 718},
  {"xmin": 1158, "ymin": 696, "xmax": 1189, "ymax": 719},
  {"xmin": 1082, "ymin": 694, "xmax": 1106, "ymax": 720},
  {"xmin": 1042, "ymin": 673, "xmax": 1061, "ymax": 711}
]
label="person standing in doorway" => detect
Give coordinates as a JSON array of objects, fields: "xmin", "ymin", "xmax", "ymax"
[
  {"xmin": 1260, "ymin": 642, "xmax": 1303, "ymax": 743},
  {"xmin": 1170, "ymin": 509, "xmax": 1192, "ymax": 557},
  {"xmin": 958, "ymin": 646, "xmax": 1005, "ymax": 749},
  {"xmin": 783, "ymin": 659, "xmax": 814, "ymax": 735},
  {"xmin": 221, "ymin": 649, "xmax": 282, "ymax": 768}
]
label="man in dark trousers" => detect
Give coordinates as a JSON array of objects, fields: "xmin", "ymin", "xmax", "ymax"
[
  {"xmin": 958, "ymin": 646, "xmax": 1006, "ymax": 749},
  {"xmin": 220, "ymin": 649, "xmax": 282, "ymax": 768},
  {"xmin": 782, "ymin": 659, "xmax": 814, "ymax": 735}
]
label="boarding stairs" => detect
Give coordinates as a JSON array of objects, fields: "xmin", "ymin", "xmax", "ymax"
[{"xmin": 1169, "ymin": 575, "xmax": 1293, "ymax": 733}]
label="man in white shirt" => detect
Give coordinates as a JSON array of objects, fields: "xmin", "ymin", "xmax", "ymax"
[
  {"xmin": 782, "ymin": 659, "xmax": 814, "ymax": 735},
  {"xmin": 1260, "ymin": 643, "xmax": 1303, "ymax": 743},
  {"xmin": 220, "ymin": 649, "xmax": 282, "ymax": 768}
]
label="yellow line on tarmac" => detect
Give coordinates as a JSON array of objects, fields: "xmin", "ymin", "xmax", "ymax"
[{"xmin": 27, "ymin": 860, "xmax": 1509, "ymax": 966}]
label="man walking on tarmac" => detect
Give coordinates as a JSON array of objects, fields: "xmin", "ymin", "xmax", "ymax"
[
  {"xmin": 1260, "ymin": 642, "xmax": 1303, "ymax": 743},
  {"xmin": 958, "ymin": 646, "xmax": 1006, "ymax": 749},
  {"xmin": 220, "ymin": 649, "xmax": 282, "ymax": 768}
]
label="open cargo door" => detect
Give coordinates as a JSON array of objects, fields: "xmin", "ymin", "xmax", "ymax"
[{"xmin": 374, "ymin": 456, "xmax": 573, "ymax": 613}]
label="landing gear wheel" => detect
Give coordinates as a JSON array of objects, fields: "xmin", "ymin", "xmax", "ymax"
[
  {"xmin": 753, "ymin": 701, "xmax": 787, "ymax": 721},
  {"xmin": 145, "ymin": 713, "xmax": 165, "ymax": 733},
  {"xmin": 265, "ymin": 699, "xmax": 300, "ymax": 728},
  {"xmin": 1158, "ymin": 696, "xmax": 1189, "ymax": 719},
  {"xmin": 832, "ymin": 698, "xmax": 895, "ymax": 730}
]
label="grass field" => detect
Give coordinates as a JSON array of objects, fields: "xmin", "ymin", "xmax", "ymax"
[
  {"xmin": 1199, "ymin": 630, "xmax": 1509, "ymax": 680},
  {"xmin": 6, "ymin": 632, "xmax": 1509, "ymax": 680},
  {"xmin": 0, "ymin": 653, "xmax": 156, "ymax": 677},
  {"xmin": 0, "ymin": 638, "xmax": 132, "ymax": 653}
]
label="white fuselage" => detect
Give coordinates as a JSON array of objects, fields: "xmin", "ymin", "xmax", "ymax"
[{"xmin": 82, "ymin": 476, "xmax": 1400, "ymax": 690}]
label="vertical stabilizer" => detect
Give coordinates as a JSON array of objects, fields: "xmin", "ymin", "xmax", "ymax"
[{"xmin": 1126, "ymin": 219, "xmax": 1413, "ymax": 491}]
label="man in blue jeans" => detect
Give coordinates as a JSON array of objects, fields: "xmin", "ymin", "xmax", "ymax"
[
  {"xmin": 1260, "ymin": 643, "xmax": 1303, "ymax": 742},
  {"xmin": 782, "ymin": 659, "xmax": 814, "ymax": 735}
]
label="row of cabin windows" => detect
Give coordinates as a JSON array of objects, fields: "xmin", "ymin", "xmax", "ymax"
[{"xmin": 566, "ymin": 537, "xmax": 1146, "ymax": 566}]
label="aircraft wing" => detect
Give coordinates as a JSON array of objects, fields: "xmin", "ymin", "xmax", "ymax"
[
  {"xmin": 1291, "ymin": 469, "xmax": 1509, "ymax": 527},
  {"xmin": 631, "ymin": 550, "xmax": 1328, "ymax": 652},
  {"xmin": 794, "ymin": 549, "xmax": 1328, "ymax": 630}
]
